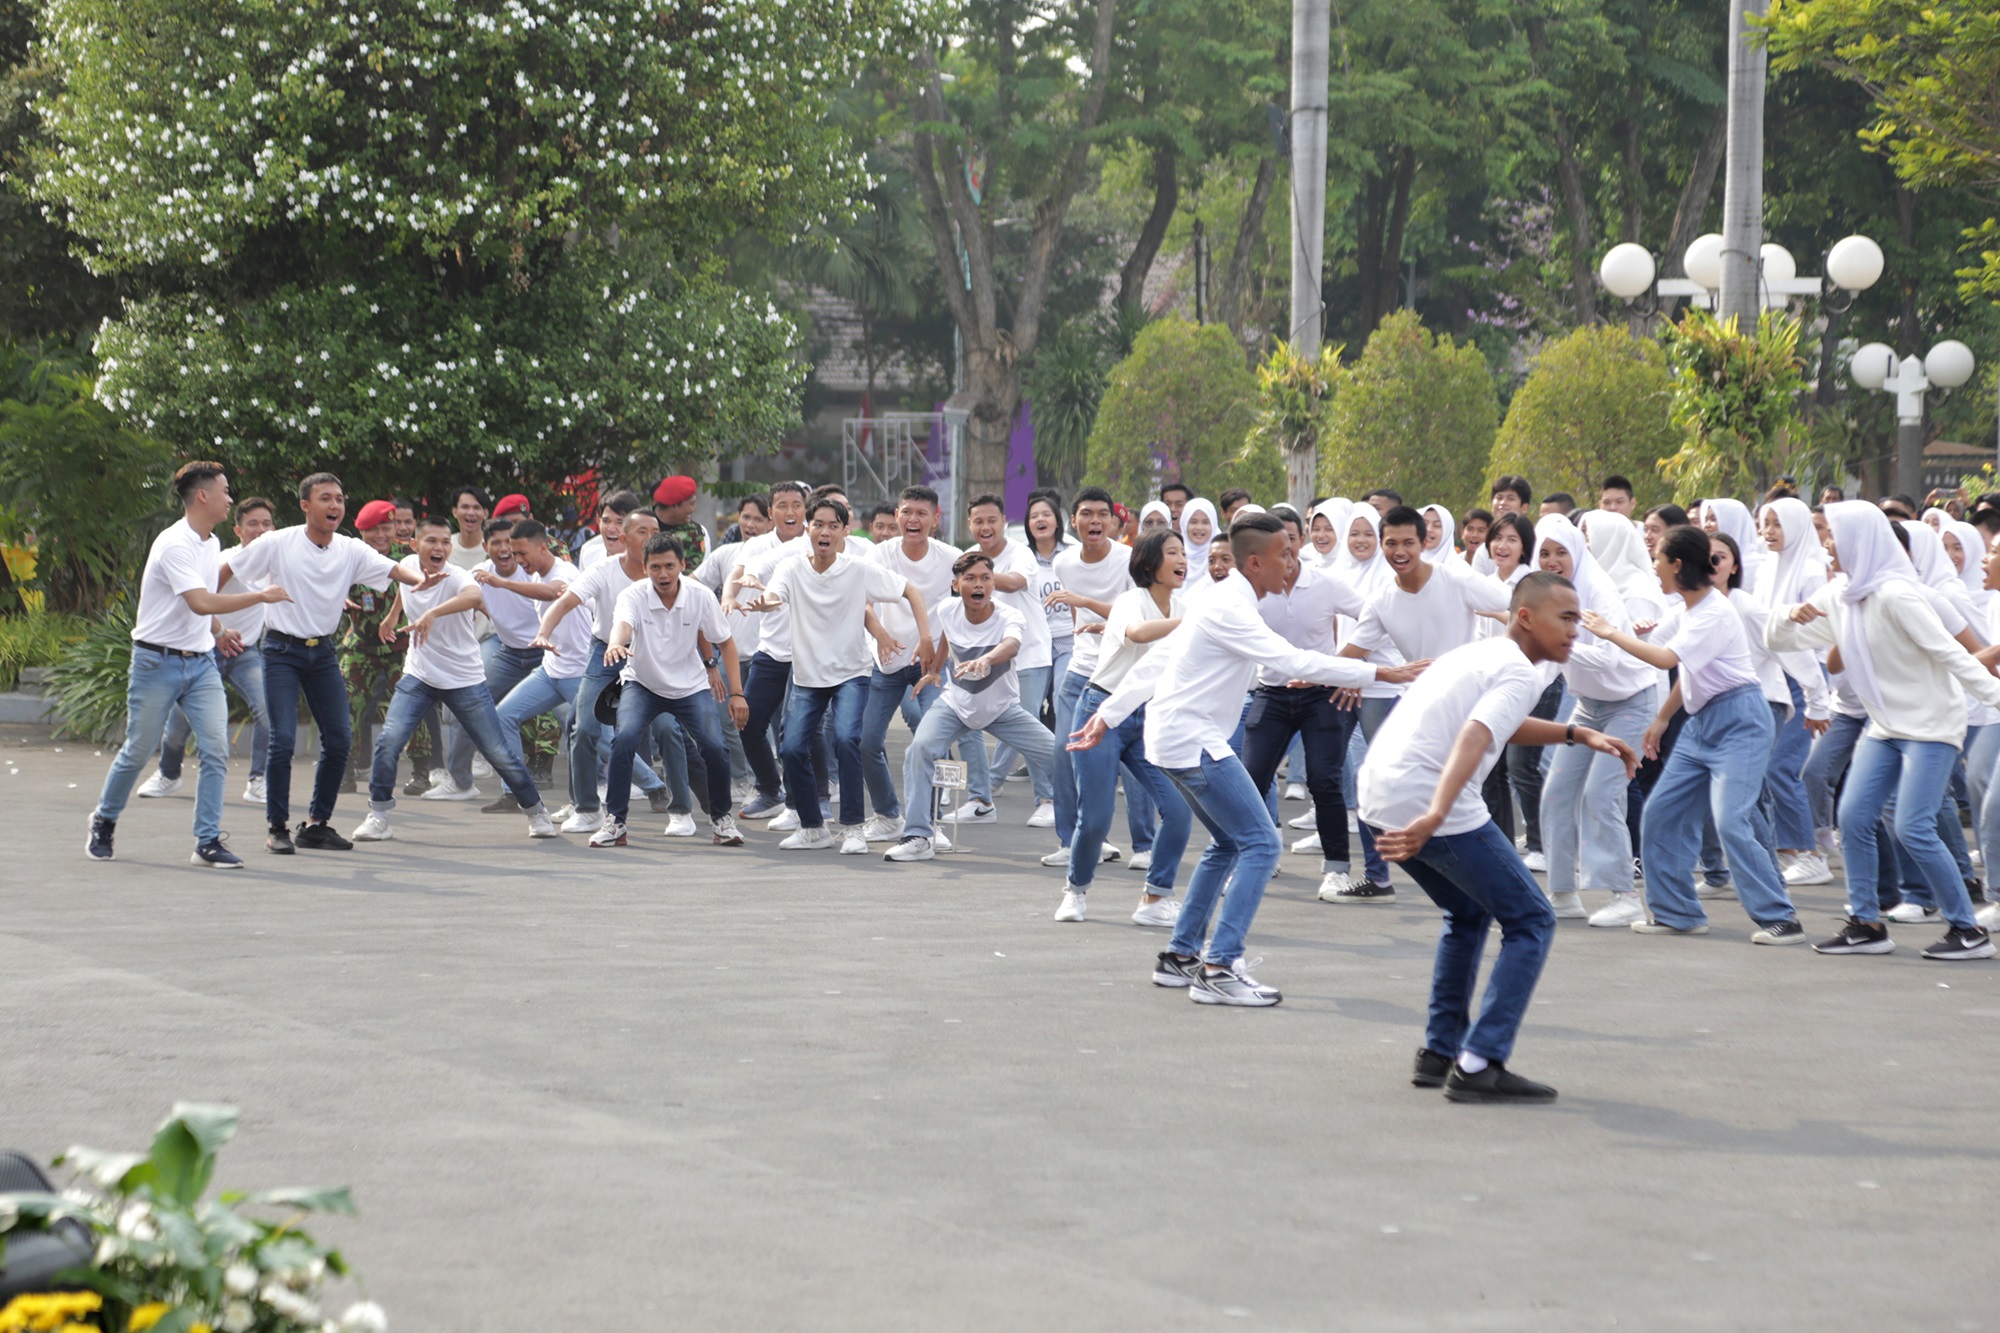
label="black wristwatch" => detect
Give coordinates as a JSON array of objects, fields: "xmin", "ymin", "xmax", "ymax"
[{"xmin": 1565, "ymin": 723, "xmax": 1577, "ymax": 746}]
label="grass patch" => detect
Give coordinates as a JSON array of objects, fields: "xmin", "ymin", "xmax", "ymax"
[{"xmin": 0, "ymin": 610, "xmax": 89, "ymax": 691}]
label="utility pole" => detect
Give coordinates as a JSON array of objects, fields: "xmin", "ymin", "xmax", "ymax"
[
  {"xmin": 1717, "ymin": 0, "xmax": 1768, "ymax": 328},
  {"xmin": 1287, "ymin": 0, "xmax": 1329, "ymax": 514}
]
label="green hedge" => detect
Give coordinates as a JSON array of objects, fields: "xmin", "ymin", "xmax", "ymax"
[{"xmin": 0, "ymin": 610, "xmax": 88, "ymax": 691}]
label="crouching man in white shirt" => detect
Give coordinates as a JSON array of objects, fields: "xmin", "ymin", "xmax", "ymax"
[
  {"xmin": 884, "ymin": 551, "xmax": 1057, "ymax": 862},
  {"xmin": 351, "ymin": 517, "xmax": 560, "ymax": 842},
  {"xmin": 1362, "ymin": 572, "xmax": 1635, "ymax": 1104}
]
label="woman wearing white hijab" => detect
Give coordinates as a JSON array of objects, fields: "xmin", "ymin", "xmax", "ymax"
[
  {"xmin": 1701, "ymin": 497, "xmax": 1770, "ymax": 594},
  {"xmin": 1419, "ymin": 504, "xmax": 1456, "ymax": 564},
  {"xmin": 1533, "ymin": 515, "xmax": 1659, "ymax": 925},
  {"xmin": 1325, "ymin": 506, "xmax": 1395, "ymax": 889},
  {"xmin": 1754, "ymin": 496, "xmax": 1834, "ymax": 884},
  {"xmin": 1138, "ymin": 500, "xmax": 1173, "ymax": 535},
  {"xmin": 1309, "ymin": 499, "xmax": 1352, "ymax": 568},
  {"xmin": 1767, "ymin": 502, "xmax": 2000, "ymax": 959},
  {"xmin": 1178, "ymin": 498, "xmax": 1218, "ymax": 576},
  {"xmin": 1579, "ymin": 510, "xmax": 1663, "ymax": 623}
]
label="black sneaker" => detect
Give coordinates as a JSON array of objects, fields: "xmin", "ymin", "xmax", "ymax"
[
  {"xmin": 1412, "ymin": 1048, "xmax": 1452, "ymax": 1089},
  {"xmin": 190, "ymin": 836, "xmax": 244, "ymax": 870},
  {"xmin": 402, "ymin": 774, "xmax": 429, "ymax": 797},
  {"xmin": 294, "ymin": 820, "xmax": 353, "ymax": 852},
  {"xmin": 1325, "ymin": 880, "xmax": 1395, "ymax": 904},
  {"xmin": 266, "ymin": 823, "xmax": 295, "ymax": 855},
  {"xmin": 86, "ymin": 816, "xmax": 115, "ymax": 861},
  {"xmin": 1812, "ymin": 916, "xmax": 1894, "ymax": 955},
  {"xmin": 1443, "ymin": 1061, "xmax": 1558, "ymax": 1104},
  {"xmin": 648, "ymin": 788, "xmax": 674, "ymax": 815},
  {"xmin": 480, "ymin": 794, "xmax": 521, "ymax": 815},
  {"xmin": 1151, "ymin": 951, "xmax": 1203, "ymax": 989},
  {"xmin": 1750, "ymin": 918, "xmax": 1807, "ymax": 946},
  {"xmin": 1921, "ymin": 926, "xmax": 1996, "ymax": 961}
]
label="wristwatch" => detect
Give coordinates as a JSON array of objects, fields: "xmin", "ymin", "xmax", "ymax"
[{"xmin": 1564, "ymin": 723, "xmax": 1577, "ymax": 746}]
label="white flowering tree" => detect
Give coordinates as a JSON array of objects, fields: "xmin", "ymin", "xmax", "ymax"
[{"xmin": 29, "ymin": 0, "xmax": 928, "ymax": 498}]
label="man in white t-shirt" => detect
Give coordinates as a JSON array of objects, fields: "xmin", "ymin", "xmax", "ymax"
[
  {"xmin": 88, "ymin": 462, "xmax": 293, "ymax": 868},
  {"xmin": 480, "ymin": 519, "xmax": 593, "ymax": 812},
  {"xmin": 134, "ymin": 493, "xmax": 278, "ymax": 806},
  {"xmin": 590, "ymin": 532, "xmax": 749, "ymax": 849},
  {"xmin": 575, "ymin": 489, "xmax": 641, "ymax": 571},
  {"xmin": 960, "ymin": 493, "xmax": 1057, "ymax": 826},
  {"xmin": 445, "ymin": 485, "xmax": 492, "ymax": 572},
  {"xmin": 884, "ymin": 551, "xmax": 1057, "ymax": 861},
  {"xmin": 1361, "ymin": 572, "xmax": 1635, "ymax": 1104},
  {"xmin": 718, "ymin": 481, "xmax": 810, "ymax": 820},
  {"xmin": 422, "ymin": 516, "xmax": 547, "ymax": 801},
  {"xmin": 741, "ymin": 496, "xmax": 928, "ymax": 852},
  {"xmin": 350, "ymin": 517, "xmax": 559, "ymax": 844},
  {"xmin": 221, "ymin": 471, "xmax": 446, "ymax": 855}
]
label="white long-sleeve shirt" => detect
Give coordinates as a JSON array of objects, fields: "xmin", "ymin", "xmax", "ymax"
[
  {"xmin": 1768, "ymin": 581, "xmax": 2000, "ymax": 745},
  {"xmin": 1095, "ymin": 570, "xmax": 1376, "ymax": 769}
]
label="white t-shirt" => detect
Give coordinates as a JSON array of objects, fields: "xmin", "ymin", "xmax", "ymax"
[
  {"xmin": 566, "ymin": 556, "xmax": 643, "ymax": 643},
  {"xmin": 965, "ymin": 540, "xmax": 1053, "ymax": 670},
  {"xmin": 764, "ymin": 553, "xmax": 909, "ymax": 688},
  {"xmin": 132, "ymin": 519, "xmax": 222, "ymax": 653},
  {"xmin": 534, "ymin": 557, "xmax": 592, "ymax": 680},
  {"xmin": 1661, "ymin": 588, "xmax": 1759, "ymax": 714},
  {"xmin": 446, "ymin": 533, "xmax": 488, "ymax": 572},
  {"xmin": 226, "ymin": 526, "xmax": 396, "ymax": 639},
  {"xmin": 613, "ymin": 577, "xmax": 730, "ymax": 701},
  {"xmin": 1090, "ymin": 586, "xmax": 1182, "ymax": 695},
  {"xmin": 1051, "ymin": 543, "xmax": 1134, "ymax": 677},
  {"xmin": 1256, "ymin": 563, "xmax": 1367, "ymax": 687},
  {"xmin": 870, "ymin": 538, "xmax": 960, "ymax": 673},
  {"xmin": 1030, "ymin": 540, "xmax": 1076, "ymax": 648},
  {"xmin": 577, "ymin": 533, "xmax": 610, "ymax": 570},
  {"xmin": 935, "ymin": 598, "xmax": 1027, "ymax": 729},
  {"xmin": 740, "ymin": 532, "xmax": 809, "ymax": 661},
  {"xmin": 696, "ymin": 539, "xmax": 759, "ymax": 659},
  {"xmin": 214, "ymin": 541, "xmax": 271, "ymax": 642},
  {"xmin": 1347, "ymin": 558, "xmax": 1514, "ymax": 673},
  {"xmin": 398, "ymin": 560, "xmax": 485, "ymax": 690},
  {"xmin": 477, "ymin": 560, "xmax": 548, "ymax": 650},
  {"xmin": 1358, "ymin": 638, "xmax": 1549, "ymax": 838}
]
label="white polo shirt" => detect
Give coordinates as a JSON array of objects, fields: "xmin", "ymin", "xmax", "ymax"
[
  {"xmin": 1255, "ymin": 562, "xmax": 1367, "ymax": 687},
  {"xmin": 612, "ymin": 576, "xmax": 731, "ymax": 701},
  {"xmin": 225, "ymin": 525, "xmax": 396, "ymax": 640},
  {"xmin": 740, "ymin": 532, "xmax": 809, "ymax": 662},
  {"xmin": 131, "ymin": 519, "xmax": 222, "ymax": 653},
  {"xmin": 215, "ymin": 541, "xmax": 270, "ymax": 642},
  {"xmin": 536, "ymin": 557, "xmax": 592, "ymax": 680},
  {"xmin": 398, "ymin": 560, "xmax": 485, "ymax": 690}
]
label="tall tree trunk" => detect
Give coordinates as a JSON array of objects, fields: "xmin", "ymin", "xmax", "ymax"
[
  {"xmin": 1549, "ymin": 122, "xmax": 1596, "ymax": 323},
  {"xmin": 1620, "ymin": 105, "xmax": 1646, "ymax": 243},
  {"xmin": 1664, "ymin": 106, "xmax": 1729, "ymax": 274},
  {"xmin": 1354, "ymin": 150, "xmax": 1414, "ymax": 339},
  {"xmin": 1218, "ymin": 154, "xmax": 1278, "ymax": 340},
  {"xmin": 1117, "ymin": 141, "xmax": 1179, "ymax": 315}
]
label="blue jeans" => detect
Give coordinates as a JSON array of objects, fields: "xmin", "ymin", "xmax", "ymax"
[
  {"xmin": 450, "ymin": 641, "xmax": 543, "ymax": 784},
  {"xmin": 1054, "ymin": 667, "xmax": 1158, "ymax": 852},
  {"xmin": 495, "ymin": 667, "xmax": 583, "ymax": 804},
  {"xmin": 783, "ymin": 676, "xmax": 868, "ymax": 829},
  {"xmin": 861, "ymin": 663, "xmax": 941, "ymax": 818},
  {"xmin": 980, "ymin": 663, "xmax": 1055, "ymax": 802},
  {"xmin": 608, "ymin": 684, "xmax": 731, "ymax": 824},
  {"xmin": 1163, "ymin": 752, "xmax": 1281, "ymax": 967},
  {"xmin": 1351, "ymin": 696, "xmax": 1398, "ymax": 885},
  {"xmin": 159, "ymin": 644, "xmax": 268, "ymax": 781},
  {"xmin": 740, "ymin": 652, "xmax": 793, "ymax": 801},
  {"xmin": 1542, "ymin": 686, "xmax": 1656, "ymax": 893},
  {"xmin": 95, "ymin": 646, "xmax": 229, "ymax": 842},
  {"xmin": 903, "ymin": 704, "xmax": 1055, "ymax": 841},
  {"xmin": 1840, "ymin": 734, "xmax": 1978, "ymax": 930},
  {"xmin": 1066, "ymin": 687, "xmax": 1191, "ymax": 893},
  {"xmin": 261, "ymin": 632, "xmax": 351, "ymax": 826},
  {"xmin": 1761, "ymin": 673, "xmax": 1817, "ymax": 848},
  {"xmin": 1967, "ymin": 724, "xmax": 2000, "ymax": 883},
  {"xmin": 1804, "ymin": 712, "xmax": 1866, "ymax": 834},
  {"xmin": 1387, "ymin": 818, "xmax": 1555, "ymax": 1064},
  {"xmin": 1243, "ymin": 685, "xmax": 1357, "ymax": 874},
  {"xmin": 571, "ymin": 638, "xmax": 665, "ymax": 811},
  {"xmin": 369, "ymin": 675, "xmax": 540, "ymax": 810},
  {"xmin": 1639, "ymin": 684, "xmax": 1796, "ymax": 928}
]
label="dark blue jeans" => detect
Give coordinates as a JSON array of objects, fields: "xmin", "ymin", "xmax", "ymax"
[
  {"xmin": 369, "ymin": 676, "xmax": 540, "ymax": 810},
  {"xmin": 1384, "ymin": 817, "xmax": 1556, "ymax": 1064},
  {"xmin": 608, "ymin": 684, "xmax": 731, "ymax": 824},
  {"xmin": 783, "ymin": 676, "xmax": 868, "ymax": 829},
  {"xmin": 261, "ymin": 632, "xmax": 351, "ymax": 827},
  {"xmin": 1243, "ymin": 685, "xmax": 1357, "ymax": 873},
  {"xmin": 741, "ymin": 651, "xmax": 793, "ymax": 801},
  {"xmin": 1065, "ymin": 686, "xmax": 1190, "ymax": 893}
]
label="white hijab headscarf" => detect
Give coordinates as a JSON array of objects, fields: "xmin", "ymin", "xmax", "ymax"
[
  {"xmin": 1703, "ymin": 497, "xmax": 1769, "ymax": 593},
  {"xmin": 1179, "ymin": 498, "xmax": 1218, "ymax": 574},
  {"xmin": 1138, "ymin": 500, "xmax": 1172, "ymax": 531},
  {"xmin": 1923, "ymin": 506, "xmax": 1950, "ymax": 530},
  {"xmin": 1579, "ymin": 510, "xmax": 1659, "ymax": 613},
  {"xmin": 1946, "ymin": 519, "xmax": 1990, "ymax": 609},
  {"xmin": 1333, "ymin": 507, "xmax": 1388, "ymax": 598},
  {"xmin": 1760, "ymin": 496, "xmax": 1825, "ymax": 608},
  {"xmin": 1534, "ymin": 512, "xmax": 1614, "ymax": 618},
  {"xmin": 1420, "ymin": 504, "xmax": 1456, "ymax": 564},
  {"xmin": 1828, "ymin": 501, "xmax": 1917, "ymax": 716},
  {"xmin": 1311, "ymin": 498, "xmax": 1352, "ymax": 568}
]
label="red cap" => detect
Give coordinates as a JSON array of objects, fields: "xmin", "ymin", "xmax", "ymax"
[
  {"xmin": 653, "ymin": 474, "xmax": 696, "ymax": 506},
  {"xmin": 354, "ymin": 499, "xmax": 396, "ymax": 531},
  {"xmin": 492, "ymin": 493, "xmax": 531, "ymax": 516}
]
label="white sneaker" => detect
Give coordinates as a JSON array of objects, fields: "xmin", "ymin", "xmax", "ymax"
[
  {"xmin": 1131, "ymin": 896, "xmax": 1179, "ymax": 927},
  {"xmin": 561, "ymin": 808, "xmax": 603, "ymax": 834},
  {"xmin": 861, "ymin": 813, "xmax": 904, "ymax": 842},
  {"xmin": 768, "ymin": 806, "xmax": 801, "ymax": 832},
  {"xmin": 526, "ymin": 806, "xmax": 558, "ymax": 838},
  {"xmin": 351, "ymin": 811, "xmax": 393, "ymax": 841},
  {"xmin": 664, "ymin": 812, "xmax": 698, "ymax": 838},
  {"xmin": 243, "ymin": 774, "xmax": 266, "ymax": 803},
  {"xmin": 778, "ymin": 825, "xmax": 836, "ymax": 850},
  {"xmin": 471, "ymin": 755, "xmax": 494, "ymax": 778},
  {"xmin": 712, "ymin": 814, "xmax": 746, "ymax": 846},
  {"xmin": 1026, "ymin": 801, "xmax": 1056, "ymax": 828},
  {"xmin": 1346, "ymin": 810, "xmax": 1359, "ymax": 832},
  {"xmin": 1886, "ymin": 901, "xmax": 1942, "ymax": 924},
  {"xmin": 1972, "ymin": 849, "xmax": 1984, "ymax": 868},
  {"xmin": 1694, "ymin": 880, "xmax": 1735, "ymax": 899},
  {"xmin": 1588, "ymin": 893, "xmax": 1646, "ymax": 928},
  {"xmin": 1041, "ymin": 847, "xmax": 1072, "ymax": 867},
  {"xmin": 932, "ymin": 828, "xmax": 954, "ymax": 852},
  {"xmin": 1128, "ymin": 850, "xmax": 1153, "ymax": 871},
  {"xmin": 1782, "ymin": 851, "xmax": 1833, "ymax": 886},
  {"xmin": 1099, "ymin": 842, "xmax": 1122, "ymax": 863},
  {"xmin": 421, "ymin": 776, "xmax": 481, "ymax": 801},
  {"xmin": 136, "ymin": 772, "xmax": 182, "ymax": 798},
  {"xmin": 838, "ymin": 826, "xmax": 869, "ymax": 855},
  {"xmin": 1317, "ymin": 870, "xmax": 1353, "ymax": 902},
  {"xmin": 1292, "ymin": 832, "xmax": 1322, "ymax": 855},
  {"xmin": 941, "ymin": 800, "xmax": 996, "ymax": 824},
  {"xmin": 588, "ymin": 820, "xmax": 628, "ymax": 848},
  {"xmin": 429, "ymin": 767, "xmax": 449, "ymax": 787},
  {"xmin": 1550, "ymin": 890, "xmax": 1586, "ymax": 919},
  {"xmin": 1287, "ymin": 808, "xmax": 1318, "ymax": 830},
  {"xmin": 884, "ymin": 835, "xmax": 935, "ymax": 862},
  {"xmin": 1978, "ymin": 901, "xmax": 2000, "ymax": 930},
  {"xmin": 1521, "ymin": 850, "xmax": 1548, "ymax": 872},
  {"xmin": 1283, "ymin": 782, "xmax": 1309, "ymax": 802},
  {"xmin": 1054, "ymin": 890, "xmax": 1087, "ymax": 922}
]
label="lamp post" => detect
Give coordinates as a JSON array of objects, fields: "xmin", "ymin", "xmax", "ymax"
[
  {"xmin": 1597, "ymin": 233, "xmax": 1883, "ymax": 317},
  {"xmin": 1850, "ymin": 340, "xmax": 1977, "ymax": 501}
]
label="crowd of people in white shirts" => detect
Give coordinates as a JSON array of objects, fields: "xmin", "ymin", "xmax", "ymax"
[{"xmin": 86, "ymin": 461, "xmax": 2000, "ymax": 1103}]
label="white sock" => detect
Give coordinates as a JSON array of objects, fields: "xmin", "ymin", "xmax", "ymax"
[{"xmin": 1457, "ymin": 1052, "xmax": 1489, "ymax": 1075}]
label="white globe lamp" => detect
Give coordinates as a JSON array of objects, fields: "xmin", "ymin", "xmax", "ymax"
[
  {"xmin": 1925, "ymin": 340, "xmax": 1976, "ymax": 389},
  {"xmin": 1599, "ymin": 243, "xmax": 1656, "ymax": 300},
  {"xmin": 1683, "ymin": 233, "xmax": 1725, "ymax": 290},
  {"xmin": 1850, "ymin": 342, "xmax": 1896, "ymax": 391},
  {"xmin": 1825, "ymin": 235, "xmax": 1886, "ymax": 293}
]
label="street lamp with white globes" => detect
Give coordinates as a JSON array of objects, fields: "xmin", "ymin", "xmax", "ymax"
[
  {"xmin": 1850, "ymin": 339, "xmax": 1978, "ymax": 500},
  {"xmin": 1598, "ymin": 232, "xmax": 1883, "ymax": 317}
]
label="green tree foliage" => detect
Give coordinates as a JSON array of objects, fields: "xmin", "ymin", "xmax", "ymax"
[
  {"xmin": 29, "ymin": 0, "xmax": 926, "ymax": 499},
  {"xmin": 1660, "ymin": 310, "xmax": 1807, "ymax": 504},
  {"xmin": 1026, "ymin": 321, "xmax": 1113, "ymax": 496},
  {"xmin": 1319, "ymin": 310, "xmax": 1497, "ymax": 508},
  {"xmin": 1489, "ymin": 324, "xmax": 1679, "ymax": 509},
  {"xmin": 1083, "ymin": 317, "xmax": 1279, "ymax": 509}
]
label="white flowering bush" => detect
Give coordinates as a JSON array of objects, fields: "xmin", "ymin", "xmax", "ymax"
[
  {"xmin": 28, "ymin": 0, "xmax": 935, "ymax": 493},
  {"xmin": 0, "ymin": 1103, "xmax": 380, "ymax": 1333}
]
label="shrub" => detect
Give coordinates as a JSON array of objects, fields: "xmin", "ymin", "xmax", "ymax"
[
  {"xmin": 1660, "ymin": 309, "xmax": 1806, "ymax": 504},
  {"xmin": 1319, "ymin": 310, "xmax": 1498, "ymax": 510},
  {"xmin": 1489, "ymin": 324, "xmax": 1680, "ymax": 511},
  {"xmin": 43, "ymin": 602, "xmax": 132, "ymax": 743},
  {"xmin": 0, "ymin": 609, "xmax": 88, "ymax": 691}
]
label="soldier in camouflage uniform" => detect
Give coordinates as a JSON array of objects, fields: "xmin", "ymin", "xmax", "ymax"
[
  {"xmin": 343, "ymin": 500, "xmax": 434, "ymax": 794},
  {"xmin": 492, "ymin": 494, "xmax": 575, "ymax": 564},
  {"xmin": 651, "ymin": 475, "xmax": 709, "ymax": 574}
]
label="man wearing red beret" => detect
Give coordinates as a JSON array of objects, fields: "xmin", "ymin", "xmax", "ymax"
[
  {"xmin": 652, "ymin": 475, "xmax": 709, "ymax": 574},
  {"xmin": 343, "ymin": 499, "xmax": 434, "ymax": 796}
]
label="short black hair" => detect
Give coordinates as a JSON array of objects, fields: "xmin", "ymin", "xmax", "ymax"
[
  {"xmin": 1026, "ymin": 488, "xmax": 1067, "ymax": 547},
  {"xmin": 1487, "ymin": 511, "xmax": 1537, "ymax": 555},
  {"xmin": 900, "ymin": 484, "xmax": 941, "ymax": 510},
  {"xmin": 809, "ymin": 497, "xmax": 851, "ymax": 527},
  {"xmin": 1159, "ymin": 481, "xmax": 1193, "ymax": 503},
  {"xmin": 967, "ymin": 492, "xmax": 1007, "ymax": 516},
  {"xmin": 236, "ymin": 495, "xmax": 275, "ymax": 520},
  {"xmin": 1511, "ymin": 569, "xmax": 1575, "ymax": 613},
  {"xmin": 1363, "ymin": 488, "xmax": 1404, "ymax": 506},
  {"xmin": 1821, "ymin": 485, "xmax": 1847, "ymax": 503},
  {"xmin": 1379, "ymin": 504, "xmax": 1427, "ymax": 538},
  {"xmin": 391, "ymin": 496, "xmax": 417, "ymax": 512},
  {"xmin": 173, "ymin": 460, "xmax": 227, "ymax": 503},
  {"xmin": 1709, "ymin": 532, "xmax": 1744, "ymax": 590},
  {"xmin": 738, "ymin": 492, "xmax": 771, "ymax": 518},
  {"xmin": 298, "ymin": 471, "xmax": 342, "ymax": 503},
  {"xmin": 1660, "ymin": 525, "xmax": 1713, "ymax": 591},
  {"xmin": 620, "ymin": 509, "xmax": 659, "ymax": 533},
  {"xmin": 1544, "ymin": 492, "xmax": 1576, "ymax": 512},
  {"xmin": 1646, "ymin": 503, "xmax": 1691, "ymax": 528},
  {"xmin": 1463, "ymin": 507, "xmax": 1494, "ymax": 529},
  {"xmin": 809, "ymin": 483, "xmax": 848, "ymax": 505},
  {"xmin": 509, "ymin": 519, "xmax": 548, "ymax": 544},
  {"xmin": 1600, "ymin": 475, "xmax": 1634, "ymax": 498},
  {"xmin": 599, "ymin": 489, "xmax": 643, "ymax": 516},
  {"xmin": 1491, "ymin": 475, "xmax": 1532, "ymax": 506},
  {"xmin": 770, "ymin": 481, "xmax": 809, "ymax": 503},
  {"xmin": 643, "ymin": 533, "xmax": 687, "ymax": 563},
  {"xmin": 1073, "ymin": 486, "xmax": 1115, "ymax": 515},
  {"xmin": 1218, "ymin": 487, "xmax": 1253, "ymax": 511},
  {"xmin": 449, "ymin": 484, "xmax": 492, "ymax": 510},
  {"xmin": 414, "ymin": 513, "xmax": 453, "ymax": 534},
  {"xmin": 951, "ymin": 550, "xmax": 995, "ymax": 578},
  {"xmin": 1129, "ymin": 528, "xmax": 1181, "ymax": 588},
  {"xmin": 1228, "ymin": 510, "xmax": 1286, "ymax": 558},
  {"xmin": 482, "ymin": 517, "xmax": 516, "ymax": 539},
  {"xmin": 866, "ymin": 501, "xmax": 898, "ymax": 524}
]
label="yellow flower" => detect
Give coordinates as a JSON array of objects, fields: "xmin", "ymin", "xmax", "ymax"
[
  {"xmin": 0, "ymin": 1292, "xmax": 104, "ymax": 1333},
  {"xmin": 126, "ymin": 1307, "xmax": 167, "ymax": 1333}
]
